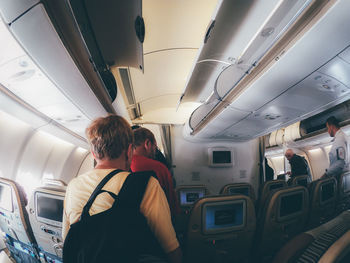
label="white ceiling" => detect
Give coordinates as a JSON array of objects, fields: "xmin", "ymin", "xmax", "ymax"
[{"xmin": 127, "ymin": 0, "xmax": 218, "ymax": 124}]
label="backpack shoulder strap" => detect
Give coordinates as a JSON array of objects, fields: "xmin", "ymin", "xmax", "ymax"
[
  {"xmin": 81, "ymin": 169, "xmax": 123, "ymax": 220},
  {"xmin": 117, "ymin": 170, "xmax": 157, "ymax": 209}
]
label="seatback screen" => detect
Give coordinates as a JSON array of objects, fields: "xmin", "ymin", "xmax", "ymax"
[
  {"xmin": 279, "ymin": 192, "xmax": 303, "ymax": 218},
  {"xmin": 213, "ymin": 151, "xmax": 231, "ymax": 164},
  {"xmin": 343, "ymin": 175, "xmax": 350, "ymax": 193},
  {"xmin": 270, "ymin": 183, "xmax": 284, "ymax": 191},
  {"xmin": 0, "ymin": 184, "xmax": 12, "ymax": 212},
  {"xmin": 37, "ymin": 195, "xmax": 64, "ymax": 223},
  {"xmin": 180, "ymin": 189, "xmax": 205, "ymax": 206},
  {"xmin": 229, "ymin": 187, "xmax": 249, "ymax": 197},
  {"xmin": 321, "ymin": 182, "xmax": 335, "ymax": 203},
  {"xmin": 204, "ymin": 201, "xmax": 245, "ymax": 233}
]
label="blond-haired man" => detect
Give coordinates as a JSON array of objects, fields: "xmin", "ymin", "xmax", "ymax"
[{"xmin": 63, "ymin": 115, "xmax": 182, "ymax": 263}]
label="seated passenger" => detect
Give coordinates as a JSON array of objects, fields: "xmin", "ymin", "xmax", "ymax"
[
  {"xmin": 131, "ymin": 127, "xmax": 180, "ymax": 216},
  {"xmin": 63, "ymin": 115, "xmax": 182, "ymax": 263}
]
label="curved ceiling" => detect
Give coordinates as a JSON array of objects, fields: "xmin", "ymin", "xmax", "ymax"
[{"xmin": 122, "ymin": 0, "xmax": 217, "ymax": 124}]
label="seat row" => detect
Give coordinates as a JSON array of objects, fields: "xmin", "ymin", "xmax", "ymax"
[
  {"xmin": 0, "ymin": 177, "xmax": 65, "ymax": 263},
  {"xmin": 175, "ymin": 171, "xmax": 350, "ymax": 263}
]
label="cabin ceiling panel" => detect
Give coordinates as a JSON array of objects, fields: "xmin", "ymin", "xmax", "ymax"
[
  {"xmin": 197, "ymin": 0, "xmax": 281, "ymax": 63},
  {"xmin": 142, "ymin": 0, "xmax": 217, "ymax": 54},
  {"xmin": 129, "ymin": 49, "xmax": 197, "ymax": 114},
  {"xmin": 339, "ymin": 46, "xmax": 350, "ymax": 64},
  {"xmin": 196, "ymin": 106, "xmax": 250, "ymax": 138},
  {"xmin": 228, "ymin": 0, "xmax": 350, "ymax": 113}
]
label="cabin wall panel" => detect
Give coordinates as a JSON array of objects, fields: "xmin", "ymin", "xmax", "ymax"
[
  {"xmin": 0, "ymin": 111, "xmax": 88, "ymax": 198},
  {"xmin": 0, "ymin": 112, "xmax": 34, "ymax": 179},
  {"xmin": 172, "ymin": 125, "xmax": 260, "ymax": 195}
]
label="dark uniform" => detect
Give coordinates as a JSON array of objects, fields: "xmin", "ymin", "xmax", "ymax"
[{"xmin": 289, "ymin": 154, "xmax": 312, "ymax": 183}]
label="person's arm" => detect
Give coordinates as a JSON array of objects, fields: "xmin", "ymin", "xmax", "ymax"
[
  {"xmin": 140, "ymin": 177, "xmax": 182, "ymax": 260},
  {"xmin": 325, "ymin": 159, "xmax": 345, "ymax": 177}
]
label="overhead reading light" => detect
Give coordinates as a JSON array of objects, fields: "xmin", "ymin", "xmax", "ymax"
[{"xmin": 0, "ymin": 17, "xmax": 90, "ymax": 138}]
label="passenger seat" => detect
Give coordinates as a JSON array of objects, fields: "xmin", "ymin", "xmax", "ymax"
[
  {"xmin": 175, "ymin": 186, "xmax": 209, "ymax": 238},
  {"xmin": 337, "ymin": 171, "xmax": 350, "ymax": 212},
  {"xmin": 288, "ymin": 175, "xmax": 308, "ymax": 187},
  {"xmin": 185, "ymin": 195, "xmax": 256, "ymax": 263},
  {"xmin": 254, "ymin": 185, "xmax": 309, "ymax": 262},
  {"xmin": 28, "ymin": 184, "xmax": 65, "ymax": 263},
  {"xmin": 220, "ymin": 183, "xmax": 256, "ymax": 201},
  {"xmin": 0, "ymin": 177, "xmax": 39, "ymax": 262},
  {"xmin": 307, "ymin": 177, "xmax": 337, "ymax": 229},
  {"xmin": 257, "ymin": 180, "xmax": 287, "ymax": 214},
  {"xmin": 273, "ymin": 210, "xmax": 350, "ymax": 263}
]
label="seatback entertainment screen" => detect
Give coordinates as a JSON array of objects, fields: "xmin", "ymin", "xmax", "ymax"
[
  {"xmin": 203, "ymin": 200, "xmax": 245, "ymax": 234},
  {"xmin": 36, "ymin": 192, "xmax": 64, "ymax": 227}
]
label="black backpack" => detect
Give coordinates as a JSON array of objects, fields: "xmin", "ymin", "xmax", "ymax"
[{"xmin": 63, "ymin": 169, "xmax": 164, "ymax": 263}]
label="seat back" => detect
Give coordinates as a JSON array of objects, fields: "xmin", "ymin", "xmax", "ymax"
[
  {"xmin": 337, "ymin": 171, "xmax": 350, "ymax": 212},
  {"xmin": 258, "ymin": 180, "xmax": 287, "ymax": 213},
  {"xmin": 0, "ymin": 177, "xmax": 38, "ymax": 262},
  {"xmin": 307, "ymin": 177, "xmax": 337, "ymax": 229},
  {"xmin": 255, "ymin": 186, "xmax": 309, "ymax": 260},
  {"xmin": 28, "ymin": 185, "xmax": 66, "ymax": 262},
  {"xmin": 175, "ymin": 185, "xmax": 209, "ymax": 235},
  {"xmin": 273, "ymin": 210, "xmax": 350, "ymax": 263},
  {"xmin": 220, "ymin": 183, "xmax": 256, "ymax": 201},
  {"xmin": 186, "ymin": 195, "xmax": 256, "ymax": 263},
  {"xmin": 290, "ymin": 175, "xmax": 308, "ymax": 187}
]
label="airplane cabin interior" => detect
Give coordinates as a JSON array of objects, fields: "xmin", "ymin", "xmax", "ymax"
[{"xmin": 0, "ymin": 0, "xmax": 350, "ymax": 262}]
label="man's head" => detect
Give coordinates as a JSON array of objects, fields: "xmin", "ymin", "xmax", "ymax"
[
  {"xmin": 133, "ymin": 127, "xmax": 157, "ymax": 159},
  {"xmin": 85, "ymin": 115, "xmax": 133, "ymax": 167},
  {"xmin": 285, "ymin": 149, "xmax": 294, "ymax": 161},
  {"xmin": 326, "ymin": 116, "xmax": 340, "ymax": 137}
]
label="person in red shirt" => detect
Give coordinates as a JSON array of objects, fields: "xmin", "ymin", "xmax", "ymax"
[{"xmin": 131, "ymin": 127, "xmax": 180, "ymax": 216}]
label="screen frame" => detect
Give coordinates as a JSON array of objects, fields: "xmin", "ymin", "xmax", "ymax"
[
  {"xmin": 202, "ymin": 199, "xmax": 246, "ymax": 235},
  {"xmin": 35, "ymin": 192, "xmax": 64, "ymax": 227},
  {"xmin": 179, "ymin": 188, "xmax": 206, "ymax": 206},
  {"xmin": 342, "ymin": 174, "xmax": 350, "ymax": 194},
  {"xmin": 228, "ymin": 187, "xmax": 250, "ymax": 197},
  {"xmin": 320, "ymin": 181, "xmax": 336, "ymax": 205},
  {"xmin": 0, "ymin": 182, "xmax": 13, "ymax": 212},
  {"xmin": 208, "ymin": 147, "xmax": 234, "ymax": 167},
  {"xmin": 277, "ymin": 190, "xmax": 304, "ymax": 222}
]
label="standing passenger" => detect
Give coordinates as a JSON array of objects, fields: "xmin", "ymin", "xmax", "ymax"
[
  {"xmin": 285, "ymin": 149, "xmax": 312, "ymax": 183},
  {"xmin": 63, "ymin": 115, "xmax": 182, "ymax": 263},
  {"xmin": 322, "ymin": 116, "xmax": 348, "ymax": 179},
  {"xmin": 131, "ymin": 127, "xmax": 180, "ymax": 217}
]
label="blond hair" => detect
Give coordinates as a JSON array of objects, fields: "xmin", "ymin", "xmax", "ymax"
[{"xmin": 85, "ymin": 115, "xmax": 133, "ymax": 160}]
